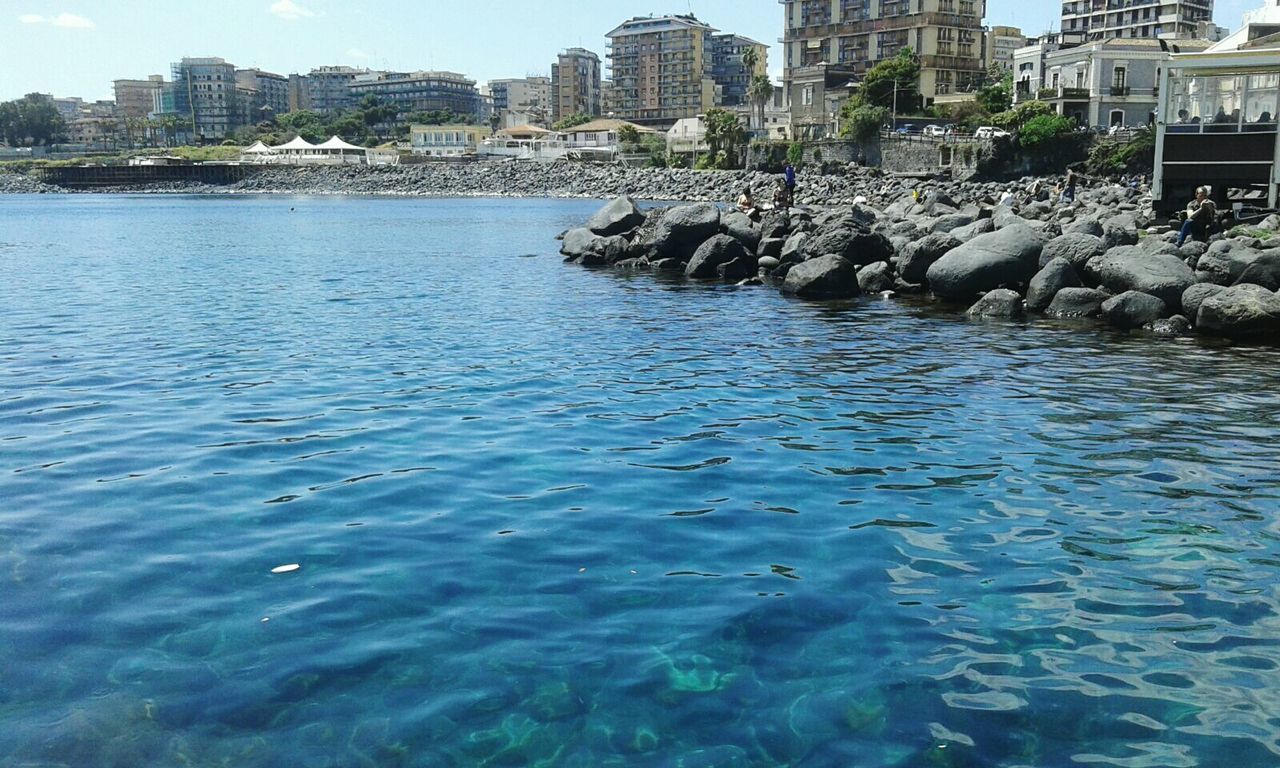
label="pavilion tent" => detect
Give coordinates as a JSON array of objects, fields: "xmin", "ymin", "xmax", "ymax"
[
  {"xmin": 240, "ymin": 140, "xmax": 278, "ymax": 164},
  {"xmin": 315, "ymin": 136, "xmax": 369, "ymax": 164},
  {"xmin": 273, "ymin": 136, "xmax": 319, "ymax": 165}
]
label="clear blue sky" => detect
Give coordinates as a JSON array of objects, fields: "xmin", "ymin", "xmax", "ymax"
[{"xmin": 1, "ymin": 0, "xmax": 1259, "ymax": 102}]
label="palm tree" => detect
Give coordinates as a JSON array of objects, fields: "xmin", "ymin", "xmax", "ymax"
[
  {"xmin": 749, "ymin": 75, "xmax": 774, "ymax": 135},
  {"xmin": 740, "ymin": 47, "xmax": 761, "ymax": 128}
]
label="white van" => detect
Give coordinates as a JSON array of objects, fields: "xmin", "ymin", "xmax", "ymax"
[{"xmin": 974, "ymin": 126, "xmax": 1010, "ymax": 139}]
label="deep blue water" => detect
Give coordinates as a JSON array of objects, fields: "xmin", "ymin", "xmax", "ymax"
[{"xmin": 2, "ymin": 195, "xmax": 1280, "ymax": 767}]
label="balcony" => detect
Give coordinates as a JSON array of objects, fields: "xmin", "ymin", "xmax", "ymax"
[{"xmin": 1110, "ymin": 85, "xmax": 1130, "ymax": 96}]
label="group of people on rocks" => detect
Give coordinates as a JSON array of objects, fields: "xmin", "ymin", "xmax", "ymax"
[{"xmin": 735, "ymin": 162, "xmax": 797, "ymax": 221}]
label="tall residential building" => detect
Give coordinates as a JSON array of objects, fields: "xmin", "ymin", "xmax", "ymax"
[
  {"xmin": 113, "ymin": 76, "xmax": 165, "ymax": 119},
  {"xmin": 551, "ymin": 48, "xmax": 602, "ymax": 123},
  {"xmin": 488, "ymin": 76, "xmax": 552, "ymax": 123},
  {"xmin": 711, "ymin": 34, "xmax": 769, "ymax": 107},
  {"xmin": 605, "ymin": 14, "xmax": 718, "ymax": 126},
  {"xmin": 235, "ymin": 69, "xmax": 290, "ymax": 122},
  {"xmin": 1060, "ymin": 0, "xmax": 1214, "ymax": 40},
  {"xmin": 781, "ymin": 0, "xmax": 987, "ymax": 137},
  {"xmin": 989, "ymin": 26, "xmax": 1027, "ymax": 71},
  {"xmin": 171, "ymin": 57, "xmax": 238, "ymax": 140},
  {"xmin": 303, "ymin": 65, "xmax": 374, "ymax": 113},
  {"xmin": 348, "ymin": 71, "xmax": 480, "ymax": 118}
]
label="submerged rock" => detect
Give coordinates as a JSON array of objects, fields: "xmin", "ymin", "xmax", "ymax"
[{"xmin": 967, "ymin": 289, "xmax": 1025, "ymax": 320}]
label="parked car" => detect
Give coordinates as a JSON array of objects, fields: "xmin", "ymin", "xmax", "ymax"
[
  {"xmin": 895, "ymin": 124, "xmax": 917, "ymax": 135},
  {"xmin": 973, "ymin": 126, "xmax": 1010, "ymax": 139},
  {"xmin": 923, "ymin": 125, "xmax": 947, "ymax": 137}
]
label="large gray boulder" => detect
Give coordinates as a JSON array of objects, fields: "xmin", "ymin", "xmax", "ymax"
[
  {"xmin": 560, "ymin": 227, "xmax": 599, "ymax": 260},
  {"xmin": 586, "ymin": 196, "xmax": 645, "ymax": 237},
  {"xmin": 685, "ymin": 234, "xmax": 752, "ymax": 279},
  {"xmin": 802, "ymin": 227, "xmax": 893, "ymax": 266},
  {"xmin": 720, "ymin": 211, "xmax": 762, "ymax": 252},
  {"xmin": 950, "ymin": 218, "xmax": 996, "ymax": 243},
  {"xmin": 1101, "ymin": 291, "xmax": 1168, "ymax": 329},
  {"xmin": 653, "ymin": 203, "xmax": 721, "ymax": 260},
  {"xmin": 1195, "ymin": 241, "xmax": 1262, "ymax": 286},
  {"xmin": 1063, "ymin": 218, "xmax": 1104, "ymax": 237},
  {"xmin": 930, "ymin": 213, "xmax": 975, "ymax": 234},
  {"xmin": 1196, "ymin": 284, "xmax": 1280, "ymax": 338},
  {"xmin": 1046, "ymin": 287, "xmax": 1110, "ymax": 318},
  {"xmin": 1026, "ymin": 258, "xmax": 1082, "ymax": 313},
  {"xmin": 1039, "ymin": 233, "xmax": 1106, "ymax": 269},
  {"xmin": 1089, "ymin": 247, "xmax": 1196, "ymax": 311},
  {"xmin": 1235, "ymin": 250, "xmax": 1280, "ymax": 290},
  {"xmin": 1181, "ymin": 283, "xmax": 1227, "ymax": 321},
  {"xmin": 857, "ymin": 261, "xmax": 895, "ymax": 294},
  {"xmin": 782, "ymin": 254, "xmax": 862, "ymax": 299},
  {"xmin": 1101, "ymin": 214, "xmax": 1139, "ymax": 250},
  {"xmin": 967, "ymin": 289, "xmax": 1025, "ymax": 320},
  {"xmin": 898, "ymin": 233, "xmax": 961, "ymax": 284},
  {"xmin": 925, "ymin": 221, "xmax": 1046, "ymax": 302},
  {"xmin": 780, "ymin": 232, "xmax": 809, "ymax": 264}
]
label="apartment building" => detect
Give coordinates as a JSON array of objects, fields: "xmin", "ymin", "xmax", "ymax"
[
  {"xmin": 488, "ymin": 76, "xmax": 552, "ymax": 123},
  {"xmin": 551, "ymin": 48, "xmax": 602, "ymax": 124},
  {"xmin": 781, "ymin": 0, "xmax": 987, "ymax": 137},
  {"xmin": 348, "ymin": 71, "xmax": 480, "ymax": 118},
  {"xmin": 1061, "ymin": 0, "xmax": 1214, "ymax": 41},
  {"xmin": 171, "ymin": 57, "xmax": 238, "ymax": 140},
  {"xmin": 113, "ymin": 76, "xmax": 165, "ymax": 119},
  {"xmin": 988, "ymin": 25, "xmax": 1027, "ymax": 71},
  {"xmin": 711, "ymin": 34, "xmax": 769, "ymax": 107},
  {"xmin": 235, "ymin": 69, "xmax": 290, "ymax": 124},
  {"xmin": 605, "ymin": 14, "xmax": 718, "ymax": 127},
  {"xmin": 301, "ymin": 65, "xmax": 376, "ymax": 113}
]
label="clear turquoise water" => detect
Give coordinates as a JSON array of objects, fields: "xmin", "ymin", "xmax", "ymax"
[{"xmin": 2, "ymin": 195, "xmax": 1280, "ymax": 767}]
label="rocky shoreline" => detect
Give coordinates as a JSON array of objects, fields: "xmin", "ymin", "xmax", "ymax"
[
  {"xmin": 0, "ymin": 163, "xmax": 938, "ymax": 203},
  {"xmin": 559, "ymin": 191, "xmax": 1280, "ymax": 342}
]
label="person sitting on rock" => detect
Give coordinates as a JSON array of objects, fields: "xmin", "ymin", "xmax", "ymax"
[
  {"xmin": 772, "ymin": 179, "xmax": 790, "ymax": 210},
  {"xmin": 1177, "ymin": 186, "xmax": 1217, "ymax": 247},
  {"xmin": 736, "ymin": 187, "xmax": 760, "ymax": 221}
]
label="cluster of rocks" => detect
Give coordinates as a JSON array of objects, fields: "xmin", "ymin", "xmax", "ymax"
[
  {"xmin": 0, "ymin": 171, "xmax": 60, "ymax": 194},
  {"xmin": 560, "ymin": 192, "xmax": 1280, "ymax": 342}
]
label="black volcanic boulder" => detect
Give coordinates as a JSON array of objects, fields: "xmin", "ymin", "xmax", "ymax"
[
  {"xmin": 560, "ymin": 227, "xmax": 599, "ymax": 260},
  {"xmin": 1181, "ymin": 283, "xmax": 1227, "ymax": 321},
  {"xmin": 685, "ymin": 234, "xmax": 752, "ymax": 279},
  {"xmin": 1039, "ymin": 232, "xmax": 1105, "ymax": 270},
  {"xmin": 967, "ymin": 289, "xmax": 1025, "ymax": 320},
  {"xmin": 782, "ymin": 254, "xmax": 861, "ymax": 299},
  {"xmin": 586, "ymin": 196, "xmax": 645, "ymax": 237},
  {"xmin": 898, "ymin": 233, "xmax": 961, "ymax": 284},
  {"xmin": 1100, "ymin": 214, "xmax": 1139, "ymax": 250},
  {"xmin": 1236, "ymin": 250, "xmax": 1280, "ymax": 290},
  {"xmin": 802, "ymin": 227, "xmax": 893, "ymax": 267},
  {"xmin": 1101, "ymin": 291, "xmax": 1167, "ymax": 329},
  {"xmin": 1196, "ymin": 284, "xmax": 1280, "ymax": 338},
  {"xmin": 1089, "ymin": 247, "xmax": 1195, "ymax": 312},
  {"xmin": 950, "ymin": 218, "xmax": 995, "ymax": 243},
  {"xmin": 720, "ymin": 211, "xmax": 762, "ymax": 252},
  {"xmin": 653, "ymin": 203, "xmax": 721, "ymax": 261},
  {"xmin": 1026, "ymin": 257, "xmax": 1082, "ymax": 313},
  {"xmin": 1046, "ymin": 287, "xmax": 1109, "ymax": 318},
  {"xmin": 857, "ymin": 261, "xmax": 895, "ymax": 294},
  {"xmin": 925, "ymin": 221, "xmax": 1045, "ymax": 302},
  {"xmin": 1196, "ymin": 241, "xmax": 1263, "ymax": 286}
]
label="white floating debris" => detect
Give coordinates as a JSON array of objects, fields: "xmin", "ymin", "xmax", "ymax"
[
  {"xmin": 271, "ymin": 564, "xmax": 301, "ymax": 574},
  {"xmin": 261, "ymin": 617, "xmax": 271, "ymax": 623}
]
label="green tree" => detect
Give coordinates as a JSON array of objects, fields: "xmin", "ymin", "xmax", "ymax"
[
  {"xmin": 839, "ymin": 103, "xmax": 888, "ymax": 142},
  {"xmin": 748, "ymin": 74, "xmax": 774, "ymax": 132},
  {"xmin": 741, "ymin": 46, "xmax": 762, "ymax": 77},
  {"xmin": 1018, "ymin": 114, "xmax": 1075, "ymax": 151},
  {"xmin": 975, "ymin": 76, "xmax": 1012, "ymax": 115},
  {"xmin": 277, "ymin": 110, "xmax": 327, "ymax": 142},
  {"xmin": 0, "ymin": 93, "xmax": 66, "ymax": 146},
  {"xmin": 787, "ymin": 141, "xmax": 805, "ymax": 167},
  {"xmin": 854, "ymin": 49, "xmax": 921, "ymax": 114},
  {"xmin": 617, "ymin": 123, "xmax": 640, "ymax": 146},
  {"xmin": 552, "ymin": 113, "xmax": 592, "ymax": 131},
  {"xmin": 702, "ymin": 108, "xmax": 744, "ymax": 169}
]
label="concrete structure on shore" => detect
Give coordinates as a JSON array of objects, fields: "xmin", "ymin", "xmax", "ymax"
[{"xmin": 551, "ymin": 48, "xmax": 602, "ymax": 125}]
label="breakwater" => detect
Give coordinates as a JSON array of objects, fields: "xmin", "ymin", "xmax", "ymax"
[{"xmin": 561, "ymin": 192, "xmax": 1280, "ymax": 342}]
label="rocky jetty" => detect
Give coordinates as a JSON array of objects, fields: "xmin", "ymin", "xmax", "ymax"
[
  {"xmin": 561, "ymin": 189, "xmax": 1280, "ymax": 343},
  {"xmin": 0, "ymin": 171, "xmax": 61, "ymax": 194}
]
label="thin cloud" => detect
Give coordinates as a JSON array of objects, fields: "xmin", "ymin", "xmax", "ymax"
[
  {"xmin": 18, "ymin": 12, "xmax": 96, "ymax": 28},
  {"xmin": 269, "ymin": 0, "xmax": 316, "ymax": 20}
]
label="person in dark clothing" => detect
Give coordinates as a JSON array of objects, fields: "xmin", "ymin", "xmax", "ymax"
[
  {"xmin": 783, "ymin": 162, "xmax": 796, "ymax": 204},
  {"xmin": 1177, "ymin": 186, "xmax": 1217, "ymax": 247}
]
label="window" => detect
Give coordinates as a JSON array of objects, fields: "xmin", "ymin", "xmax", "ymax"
[{"xmin": 802, "ymin": 84, "xmax": 814, "ymax": 106}]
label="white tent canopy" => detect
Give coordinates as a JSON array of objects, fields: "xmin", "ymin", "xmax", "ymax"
[
  {"xmin": 275, "ymin": 136, "xmax": 318, "ymax": 152},
  {"xmin": 243, "ymin": 140, "xmax": 277, "ymax": 154},
  {"xmin": 316, "ymin": 136, "xmax": 366, "ymax": 152}
]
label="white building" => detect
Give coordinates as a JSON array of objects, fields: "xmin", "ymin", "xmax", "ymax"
[{"xmin": 409, "ymin": 125, "xmax": 492, "ymax": 156}]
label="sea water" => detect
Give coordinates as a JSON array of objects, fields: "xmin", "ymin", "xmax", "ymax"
[{"xmin": 2, "ymin": 195, "xmax": 1280, "ymax": 767}]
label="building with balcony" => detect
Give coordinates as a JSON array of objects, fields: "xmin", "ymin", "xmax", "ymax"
[
  {"xmin": 551, "ymin": 48, "xmax": 602, "ymax": 124},
  {"xmin": 989, "ymin": 25, "xmax": 1027, "ymax": 70},
  {"xmin": 235, "ymin": 69, "xmax": 290, "ymax": 123},
  {"xmin": 1038, "ymin": 36, "xmax": 1210, "ymax": 127},
  {"xmin": 300, "ymin": 65, "xmax": 377, "ymax": 113},
  {"xmin": 711, "ymin": 33, "xmax": 769, "ymax": 107},
  {"xmin": 113, "ymin": 76, "xmax": 165, "ymax": 120},
  {"xmin": 1060, "ymin": 0, "xmax": 1215, "ymax": 41},
  {"xmin": 409, "ymin": 124, "xmax": 491, "ymax": 156},
  {"xmin": 349, "ymin": 71, "xmax": 481, "ymax": 120},
  {"xmin": 171, "ymin": 57, "xmax": 239, "ymax": 140},
  {"xmin": 487, "ymin": 76, "xmax": 551, "ymax": 125},
  {"xmin": 605, "ymin": 14, "xmax": 719, "ymax": 127}
]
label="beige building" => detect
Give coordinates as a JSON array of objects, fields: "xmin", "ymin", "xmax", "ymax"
[
  {"xmin": 781, "ymin": 0, "xmax": 988, "ymax": 137},
  {"xmin": 606, "ymin": 14, "xmax": 718, "ymax": 126},
  {"xmin": 989, "ymin": 25, "xmax": 1027, "ymax": 71},
  {"xmin": 552, "ymin": 48, "xmax": 602, "ymax": 124},
  {"xmin": 1061, "ymin": 0, "xmax": 1215, "ymax": 40},
  {"xmin": 409, "ymin": 124, "xmax": 491, "ymax": 156},
  {"xmin": 113, "ymin": 76, "xmax": 165, "ymax": 119}
]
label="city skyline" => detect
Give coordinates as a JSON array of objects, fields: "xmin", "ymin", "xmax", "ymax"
[{"xmin": 5, "ymin": 0, "xmax": 1258, "ymax": 104}]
